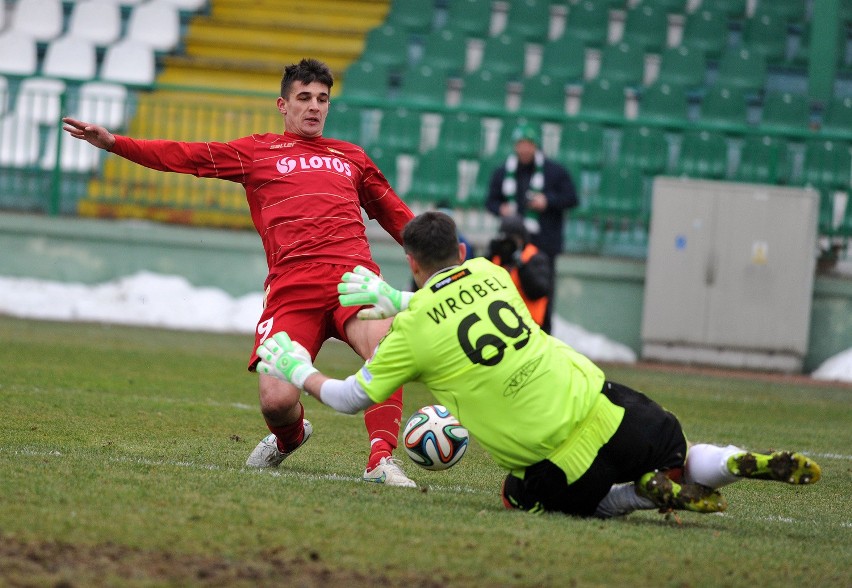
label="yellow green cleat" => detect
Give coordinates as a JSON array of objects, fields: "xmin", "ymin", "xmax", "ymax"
[
  {"xmin": 637, "ymin": 471, "xmax": 727, "ymax": 514},
  {"xmin": 727, "ymin": 451, "xmax": 821, "ymax": 484}
]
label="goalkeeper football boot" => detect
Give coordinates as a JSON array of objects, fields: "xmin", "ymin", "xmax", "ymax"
[
  {"xmin": 363, "ymin": 457, "xmax": 416, "ymax": 488},
  {"xmin": 637, "ymin": 470, "xmax": 727, "ymax": 514},
  {"xmin": 245, "ymin": 420, "xmax": 313, "ymax": 468},
  {"xmin": 727, "ymin": 451, "xmax": 821, "ymax": 484}
]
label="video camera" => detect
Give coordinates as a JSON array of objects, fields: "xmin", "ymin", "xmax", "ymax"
[{"xmin": 488, "ymin": 235, "xmax": 519, "ymax": 265}]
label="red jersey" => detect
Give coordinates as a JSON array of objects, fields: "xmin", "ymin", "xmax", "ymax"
[{"xmin": 110, "ymin": 132, "xmax": 413, "ymax": 277}]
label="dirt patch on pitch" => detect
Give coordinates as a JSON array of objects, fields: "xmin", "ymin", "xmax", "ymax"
[{"xmin": 0, "ymin": 534, "xmax": 445, "ymax": 587}]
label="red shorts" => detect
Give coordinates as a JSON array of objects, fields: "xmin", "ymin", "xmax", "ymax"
[{"xmin": 247, "ymin": 261, "xmax": 380, "ymax": 370}]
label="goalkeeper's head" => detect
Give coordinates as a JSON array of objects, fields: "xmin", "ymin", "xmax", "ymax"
[{"xmin": 402, "ymin": 212, "xmax": 466, "ymax": 288}]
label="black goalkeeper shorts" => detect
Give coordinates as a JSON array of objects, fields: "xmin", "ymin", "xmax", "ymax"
[{"xmin": 502, "ymin": 381, "xmax": 688, "ymax": 517}]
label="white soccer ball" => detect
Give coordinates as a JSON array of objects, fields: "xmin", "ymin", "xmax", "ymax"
[{"xmin": 403, "ymin": 405, "xmax": 469, "ymax": 471}]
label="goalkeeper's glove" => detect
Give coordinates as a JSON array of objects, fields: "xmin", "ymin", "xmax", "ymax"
[
  {"xmin": 256, "ymin": 332, "xmax": 318, "ymax": 389},
  {"xmin": 337, "ymin": 265, "xmax": 413, "ymax": 320}
]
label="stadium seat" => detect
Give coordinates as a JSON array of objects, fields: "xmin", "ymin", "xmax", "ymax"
[
  {"xmin": 324, "ymin": 102, "xmax": 364, "ymax": 145},
  {"xmin": 0, "ymin": 30, "xmax": 38, "ymax": 76},
  {"xmin": 78, "ymin": 81, "xmax": 130, "ymax": 128},
  {"xmin": 700, "ymin": 86, "xmax": 749, "ymax": 129},
  {"xmin": 41, "ymin": 128, "xmax": 102, "ymax": 172},
  {"xmin": 342, "ymin": 60, "xmax": 392, "ymax": 101},
  {"xmin": 409, "ymin": 150, "xmax": 462, "ymax": 205},
  {"xmin": 559, "ymin": 120, "xmax": 606, "ymax": 175},
  {"xmin": 675, "ymin": 130, "xmax": 730, "ymax": 179},
  {"xmin": 743, "ymin": 11, "xmax": 790, "ymax": 64},
  {"xmin": 396, "ymin": 64, "xmax": 448, "ymax": 109},
  {"xmin": 458, "ymin": 70, "xmax": 510, "ymax": 112},
  {"xmin": 537, "ymin": 33, "xmax": 586, "ymax": 82},
  {"xmin": 0, "ymin": 76, "xmax": 8, "ymax": 116},
  {"xmin": 597, "ymin": 41, "xmax": 646, "ymax": 87},
  {"xmin": 715, "ymin": 47, "xmax": 767, "ymax": 94},
  {"xmin": 444, "ymin": 0, "xmax": 493, "ymax": 38},
  {"xmin": 367, "ymin": 145, "xmax": 398, "ymax": 186},
  {"xmin": 42, "ymin": 35, "xmax": 98, "ymax": 81},
  {"xmin": 760, "ymin": 91, "xmax": 812, "ymax": 132},
  {"xmin": 359, "ymin": 24, "xmax": 411, "ymax": 70},
  {"xmin": 657, "ymin": 45, "xmax": 706, "ymax": 89},
  {"xmin": 638, "ymin": 82, "xmax": 689, "ymax": 126},
  {"xmin": 10, "ymin": 0, "xmax": 63, "ymax": 42},
  {"xmin": 681, "ymin": 9, "xmax": 730, "ymax": 60},
  {"xmin": 385, "ymin": 0, "xmax": 435, "ymax": 34},
  {"xmin": 478, "ymin": 34, "xmax": 527, "ymax": 78},
  {"xmin": 14, "ymin": 77, "xmax": 66, "ymax": 125},
  {"xmin": 100, "ymin": 39, "xmax": 157, "ymax": 86},
  {"xmin": 67, "ymin": 0, "xmax": 123, "ymax": 48},
  {"xmin": 419, "ymin": 28, "xmax": 468, "ymax": 76},
  {"xmin": 711, "ymin": 0, "xmax": 747, "ymax": 19},
  {"xmin": 378, "ymin": 107, "xmax": 423, "ymax": 155},
  {"xmin": 564, "ymin": 1, "xmax": 611, "ymax": 48},
  {"xmin": 800, "ymin": 138, "xmax": 852, "ymax": 191},
  {"xmin": 579, "ymin": 78, "xmax": 626, "ymax": 120},
  {"xmin": 590, "ymin": 164, "xmax": 647, "ymax": 220},
  {"xmin": 0, "ymin": 113, "xmax": 40, "ymax": 167},
  {"xmin": 503, "ymin": 0, "xmax": 551, "ymax": 43},
  {"xmin": 437, "ymin": 111, "xmax": 486, "ymax": 159},
  {"xmin": 821, "ymin": 96, "xmax": 852, "ymax": 134},
  {"xmin": 126, "ymin": 0, "xmax": 181, "ymax": 53},
  {"xmin": 617, "ymin": 125, "xmax": 670, "ymax": 175},
  {"xmin": 621, "ymin": 3, "xmax": 669, "ymax": 54},
  {"xmin": 518, "ymin": 74, "xmax": 567, "ymax": 118},
  {"xmin": 734, "ymin": 134, "xmax": 789, "ymax": 185},
  {"xmin": 752, "ymin": 0, "xmax": 806, "ymax": 23}
]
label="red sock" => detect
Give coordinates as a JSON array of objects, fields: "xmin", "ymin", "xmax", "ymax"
[
  {"xmin": 267, "ymin": 403, "xmax": 305, "ymax": 454},
  {"xmin": 364, "ymin": 388, "xmax": 403, "ymax": 470}
]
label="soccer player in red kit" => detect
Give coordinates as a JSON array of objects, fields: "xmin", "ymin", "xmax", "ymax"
[{"xmin": 62, "ymin": 58, "xmax": 417, "ymax": 486}]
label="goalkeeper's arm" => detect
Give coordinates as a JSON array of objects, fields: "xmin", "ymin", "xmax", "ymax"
[{"xmin": 338, "ymin": 265, "xmax": 413, "ymax": 320}]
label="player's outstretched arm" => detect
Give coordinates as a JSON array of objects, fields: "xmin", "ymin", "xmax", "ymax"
[
  {"xmin": 337, "ymin": 266, "xmax": 413, "ymax": 320},
  {"xmin": 62, "ymin": 117, "xmax": 116, "ymax": 151}
]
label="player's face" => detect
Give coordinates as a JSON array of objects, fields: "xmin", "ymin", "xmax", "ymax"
[{"xmin": 277, "ymin": 80, "xmax": 329, "ymax": 138}]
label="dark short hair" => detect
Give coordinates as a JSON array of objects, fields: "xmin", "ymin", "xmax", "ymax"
[
  {"xmin": 280, "ymin": 58, "xmax": 334, "ymax": 98},
  {"xmin": 402, "ymin": 212, "xmax": 460, "ymax": 271}
]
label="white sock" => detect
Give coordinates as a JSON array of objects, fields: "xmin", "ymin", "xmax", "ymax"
[
  {"xmin": 594, "ymin": 483, "xmax": 657, "ymax": 518},
  {"xmin": 684, "ymin": 444, "xmax": 743, "ymax": 488}
]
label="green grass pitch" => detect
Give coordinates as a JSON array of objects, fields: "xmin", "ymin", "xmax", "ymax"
[{"xmin": 0, "ymin": 316, "xmax": 850, "ymax": 586}]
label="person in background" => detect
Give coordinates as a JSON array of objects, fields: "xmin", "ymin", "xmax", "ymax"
[
  {"xmin": 252, "ymin": 211, "xmax": 822, "ymax": 519},
  {"xmin": 487, "ymin": 215, "xmax": 552, "ymax": 327},
  {"xmin": 62, "ymin": 58, "xmax": 417, "ymax": 487},
  {"xmin": 485, "ymin": 123, "xmax": 577, "ymax": 333}
]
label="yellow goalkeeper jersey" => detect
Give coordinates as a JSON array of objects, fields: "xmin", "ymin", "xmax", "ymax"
[{"xmin": 356, "ymin": 257, "xmax": 623, "ymax": 480}]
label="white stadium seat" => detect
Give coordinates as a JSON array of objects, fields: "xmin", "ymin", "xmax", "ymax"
[
  {"xmin": 78, "ymin": 81, "xmax": 129, "ymax": 128},
  {"xmin": 68, "ymin": 0, "xmax": 123, "ymax": 47},
  {"xmin": 100, "ymin": 39, "xmax": 156, "ymax": 86},
  {"xmin": 15, "ymin": 77, "xmax": 67, "ymax": 126},
  {"xmin": 126, "ymin": 0, "xmax": 181, "ymax": 52},
  {"xmin": 0, "ymin": 114, "xmax": 41, "ymax": 167},
  {"xmin": 11, "ymin": 0, "xmax": 64, "ymax": 43},
  {"xmin": 0, "ymin": 30, "xmax": 39, "ymax": 76},
  {"xmin": 42, "ymin": 35, "xmax": 99, "ymax": 81}
]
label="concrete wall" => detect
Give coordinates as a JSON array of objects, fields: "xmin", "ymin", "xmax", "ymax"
[{"xmin": 2, "ymin": 212, "xmax": 850, "ymax": 372}]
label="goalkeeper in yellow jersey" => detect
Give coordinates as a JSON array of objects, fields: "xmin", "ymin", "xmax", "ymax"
[{"xmin": 254, "ymin": 212, "xmax": 821, "ymax": 518}]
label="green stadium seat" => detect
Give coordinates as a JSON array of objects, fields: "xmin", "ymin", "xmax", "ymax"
[
  {"xmin": 420, "ymin": 28, "xmax": 468, "ymax": 76},
  {"xmin": 700, "ymin": 85, "xmax": 749, "ymax": 129},
  {"xmin": 800, "ymin": 138, "xmax": 852, "ymax": 191},
  {"xmin": 734, "ymin": 134, "xmax": 790, "ymax": 185},
  {"xmin": 478, "ymin": 33, "xmax": 527, "ymax": 78},
  {"xmin": 821, "ymin": 96, "xmax": 852, "ymax": 134},
  {"xmin": 445, "ymin": 0, "xmax": 493, "ymax": 38},
  {"xmin": 715, "ymin": 47, "xmax": 767, "ymax": 93},
  {"xmin": 598, "ymin": 41, "xmax": 646, "ymax": 86},
  {"xmin": 565, "ymin": 0, "xmax": 611, "ymax": 48},
  {"xmin": 397, "ymin": 64, "xmax": 448, "ymax": 108},
  {"xmin": 409, "ymin": 150, "xmax": 461, "ymax": 205},
  {"xmin": 638, "ymin": 82, "xmax": 690, "ymax": 126},
  {"xmin": 437, "ymin": 111, "xmax": 486, "ymax": 159},
  {"xmin": 590, "ymin": 164, "xmax": 647, "ymax": 220},
  {"xmin": 385, "ymin": 0, "xmax": 435, "ymax": 34},
  {"xmin": 360, "ymin": 24, "xmax": 411, "ymax": 70},
  {"xmin": 538, "ymin": 33, "xmax": 586, "ymax": 82},
  {"xmin": 681, "ymin": 9, "xmax": 730, "ymax": 60},
  {"xmin": 743, "ymin": 11, "xmax": 790, "ymax": 64},
  {"xmin": 621, "ymin": 3, "xmax": 669, "ymax": 53},
  {"xmin": 519, "ymin": 73, "xmax": 567, "ymax": 118},
  {"xmin": 503, "ymin": 0, "xmax": 551, "ymax": 43},
  {"xmin": 459, "ymin": 69, "xmax": 510, "ymax": 112},
  {"xmin": 711, "ymin": 0, "xmax": 747, "ymax": 19},
  {"xmin": 675, "ymin": 129, "xmax": 729, "ymax": 179},
  {"xmin": 579, "ymin": 78, "xmax": 626, "ymax": 120},
  {"xmin": 368, "ymin": 145, "xmax": 398, "ymax": 186},
  {"xmin": 378, "ymin": 107, "xmax": 423, "ymax": 154},
  {"xmin": 323, "ymin": 103, "xmax": 364, "ymax": 144},
  {"xmin": 341, "ymin": 60, "xmax": 392, "ymax": 101},
  {"xmin": 752, "ymin": 0, "xmax": 806, "ymax": 23},
  {"xmin": 470, "ymin": 150, "xmax": 506, "ymax": 206},
  {"xmin": 559, "ymin": 120, "xmax": 606, "ymax": 174},
  {"xmin": 760, "ymin": 91, "xmax": 812, "ymax": 132},
  {"xmin": 617, "ymin": 125, "xmax": 670, "ymax": 175},
  {"xmin": 657, "ymin": 45, "xmax": 706, "ymax": 89}
]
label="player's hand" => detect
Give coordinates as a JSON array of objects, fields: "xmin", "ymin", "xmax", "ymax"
[
  {"xmin": 256, "ymin": 333, "xmax": 318, "ymax": 389},
  {"xmin": 62, "ymin": 117, "xmax": 116, "ymax": 151},
  {"xmin": 338, "ymin": 265, "xmax": 413, "ymax": 320}
]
